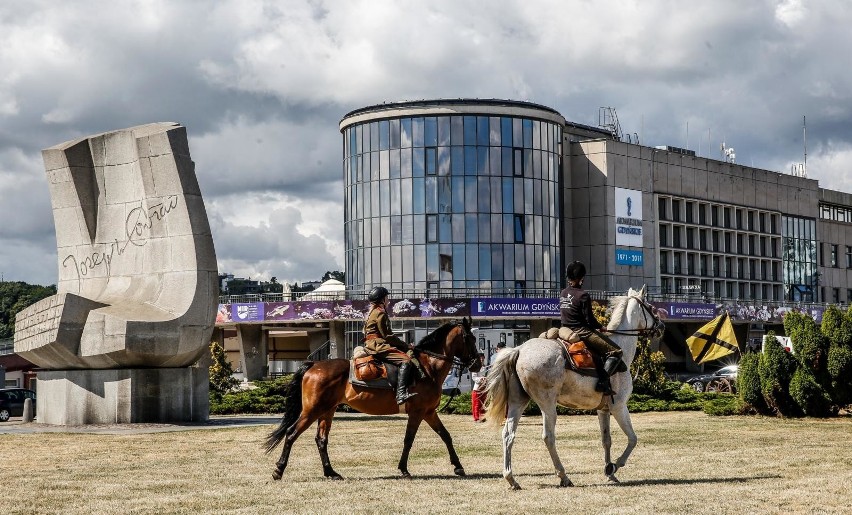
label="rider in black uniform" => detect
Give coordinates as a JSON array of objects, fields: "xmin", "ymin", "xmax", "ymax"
[{"xmin": 559, "ymin": 261, "xmax": 623, "ymax": 395}]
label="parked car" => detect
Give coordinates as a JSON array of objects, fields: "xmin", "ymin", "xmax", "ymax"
[
  {"xmin": 685, "ymin": 365, "xmax": 738, "ymax": 393},
  {"xmin": 0, "ymin": 388, "xmax": 37, "ymax": 422}
]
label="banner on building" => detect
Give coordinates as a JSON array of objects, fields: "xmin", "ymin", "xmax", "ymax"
[
  {"xmin": 614, "ymin": 187, "xmax": 643, "ymax": 247},
  {"xmin": 652, "ymin": 302, "xmax": 717, "ymax": 320},
  {"xmin": 615, "ymin": 248, "xmax": 644, "ymax": 266},
  {"xmin": 471, "ymin": 298, "xmax": 560, "ymax": 317}
]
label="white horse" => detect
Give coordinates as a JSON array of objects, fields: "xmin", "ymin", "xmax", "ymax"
[{"xmin": 484, "ymin": 286, "xmax": 664, "ymax": 489}]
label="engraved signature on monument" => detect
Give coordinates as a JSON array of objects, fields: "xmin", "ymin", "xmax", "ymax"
[{"xmin": 62, "ymin": 195, "xmax": 180, "ymax": 281}]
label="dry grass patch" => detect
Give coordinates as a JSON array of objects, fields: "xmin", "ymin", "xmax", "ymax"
[{"xmin": 3, "ymin": 411, "xmax": 851, "ymax": 514}]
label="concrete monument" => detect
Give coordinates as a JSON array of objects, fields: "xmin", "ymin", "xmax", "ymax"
[{"xmin": 14, "ymin": 123, "xmax": 218, "ymax": 424}]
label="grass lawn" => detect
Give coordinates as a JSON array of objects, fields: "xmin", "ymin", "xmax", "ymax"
[{"xmin": 3, "ymin": 411, "xmax": 851, "ymax": 514}]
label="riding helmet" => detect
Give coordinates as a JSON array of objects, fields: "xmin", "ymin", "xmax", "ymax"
[
  {"xmin": 566, "ymin": 261, "xmax": 587, "ymax": 281},
  {"xmin": 367, "ymin": 286, "xmax": 389, "ymax": 303}
]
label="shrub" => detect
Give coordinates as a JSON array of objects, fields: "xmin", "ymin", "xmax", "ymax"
[
  {"xmin": 738, "ymin": 352, "xmax": 765, "ymax": 412},
  {"xmin": 786, "ymin": 310, "xmax": 828, "ymax": 373},
  {"xmin": 789, "ymin": 367, "xmax": 834, "ymax": 417},
  {"xmin": 759, "ymin": 336, "xmax": 800, "ymax": 416},
  {"xmin": 209, "ymin": 341, "xmax": 239, "ymax": 398},
  {"xmin": 703, "ymin": 395, "xmax": 742, "ymax": 416},
  {"xmin": 632, "ymin": 337, "xmax": 668, "ymax": 396},
  {"xmin": 827, "ymin": 344, "xmax": 852, "ymax": 406}
]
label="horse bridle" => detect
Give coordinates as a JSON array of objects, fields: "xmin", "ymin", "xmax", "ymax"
[
  {"xmin": 418, "ymin": 320, "xmax": 480, "ymax": 370},
  {"xmin": 607, "ymin": 294, "xmax": 665, "ymax": 340}
]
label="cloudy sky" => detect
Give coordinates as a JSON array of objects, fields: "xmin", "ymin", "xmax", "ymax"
[{"xmin": 2, "ymin": 0, "xmax": 850, "ymax": 287}]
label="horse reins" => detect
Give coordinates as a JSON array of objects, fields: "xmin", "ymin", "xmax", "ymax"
[{"xmin": 606, "ymin": 295, "xmax": 665, "ymax": 339}]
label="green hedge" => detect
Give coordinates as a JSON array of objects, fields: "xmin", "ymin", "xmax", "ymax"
[{"xmin": 211, "ymin": 377, "xmax": 739, "ymax": 417}]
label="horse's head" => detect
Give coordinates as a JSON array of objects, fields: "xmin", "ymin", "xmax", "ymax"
[
  {"xmin": 611, "ymin": 285, "xmax": 665, "ymax": 339},
  {"xmin": 415, "ymin": 317, "xmax": 481, "ymax": 372}
]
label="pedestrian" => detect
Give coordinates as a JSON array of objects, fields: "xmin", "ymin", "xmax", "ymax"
[{"xmin": 470, "ymin": 353, "xmax": 487, "ymax": 422}]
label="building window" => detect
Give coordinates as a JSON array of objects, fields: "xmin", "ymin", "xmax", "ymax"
[
  {"xmin": 513, "ymin": 215, "xmax": 524, "ymax": 243},
  {"xmin": 513, "ymin": 148, "xmax": 523, "ymax": 176},
  {"xmin": 724, "ymin": 208, "xmax": 732, "ymax": 228},
  {"xmin": 440, "ymin": 254, "xmax": 453, "ymax": 273},
  {"xmin": 426, "ymin": 215, "xmax": 438, "ymax": 243},
  {"xmin": 685, "ymin": 202, "xmax": 694, "ymax": 223},
  {"xmin": 658, "ymin": 197, "xmax": 667, "ymax": 220},
  {"xmin": 672, "ymin": 200, "xmax": 681, "ymax": 222},
  {"xmin": 831, "ymin": 244, "xmax": 839, "ymax": 267},
  {"xmin": 659, "ymin": 224, "xmax": 669, "ymax": 247},
  {"xmin": 425, "ymin": 147, "xmax": 437, "ymax": 175},
  {"xmin": 834, "ymin": 288, "xmax": 841, "ymax": 304},
  {"xmin": 660, "ymin": 251, "xmax": 669, "ymax": 274},
  {"xmin": 712, "ymin": 205, "xmax": 719, "ymax": 226},
  {"xmin": 673, "ymin": 226, "xmax": 682, "ymax": 248},
  {"xmin": 846, "ymin": 246, "xmax": 852, "ymax": 268},
  {"xmin": 699, "ymin": 204, "xmax": 707, "ymax": 225}
]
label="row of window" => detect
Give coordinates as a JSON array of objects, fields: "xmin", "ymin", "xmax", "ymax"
[
  {"xmin": 345, "ymin": 177, "xmax": 559, "ymax": 221},
  {"xmin": 659, "ymin": 251, "xmax": 781, "ymax": 281},
  {"xmin": 344, "ymin": 116, "xmax": 561, "ymax": 156},
  {"xmin": 345, "ymin": 243, "xmax": 560, "ymax": 291},
  {"xmin": 820, "ymin": 203, "xmax": 852, "ymax": 224},
  {"xmin": 345, "ymin": 146, "xmax": 560, "ymax": 182},
  {"xmin": 658, "ymin": 197, "xmax": 779, "ymax": 234},
  {"xmin": 345, "ymin": 214, "xmax": 557, "ymax": 247},
  {"xmin": 659, "ymin": 224, "xmax": 781, "ymax": 257},
  {"xmin": 822, "ymin": 243, "xmax": 852, "ymax": 268},
  {"xmin": 824, "ymin": 287, "xmax": 852, "ymax": 304},
  {"xmin": 660, "ymin": 277, "xmax": 783, "ymax": 300}
]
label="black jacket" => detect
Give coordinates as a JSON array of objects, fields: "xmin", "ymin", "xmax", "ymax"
[{"xmin": 559, "ymin": 285, "xmax": 602, "ymax": 330}]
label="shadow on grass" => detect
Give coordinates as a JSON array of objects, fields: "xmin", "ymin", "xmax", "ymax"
[
  {"xmin": 374, "ymin": 473, "xmax": 503, "ymax": 480},
  {"xmin": 608, "ymin": 474, "xmax": 783, "ymax": 487}
]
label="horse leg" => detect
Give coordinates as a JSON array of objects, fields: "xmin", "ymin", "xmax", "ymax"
[
  {"xmin": 502, "ymin": 399, "xmax": 525, "ymax": 490},
  {"xmin": 272, "ymin": 411, "xmax": 320, "ymax": 480},
  {"xmin": 397, "ymin": 414, "xmax": 424, "ymax": 478},
  {"xmin": 605, "ymin": 403, "xmax": 638, "ymax": 483},
  {"xmin": 597, "ymin": 409, "xmax": 616, "ymax": 481},
  {"xmin": 423, "ymin": 411, "xmax": 465, "ymax": 476},
  {"xmin": 315, "ymin": 409, "xmax": 342, "ymax": 480},
  {"xmin": 540, "ymin": 397, "xmax": 573, "ymax": 488}
]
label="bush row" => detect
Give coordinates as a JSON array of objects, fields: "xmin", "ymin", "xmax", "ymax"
[{"xmin": 210, "ymin": 377, "xmax": 741, "ymax": 416}]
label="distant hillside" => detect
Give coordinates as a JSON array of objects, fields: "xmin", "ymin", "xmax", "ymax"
[{"xmin": 0, "ymin": 281, "xmax": 57, "ymax": 339}]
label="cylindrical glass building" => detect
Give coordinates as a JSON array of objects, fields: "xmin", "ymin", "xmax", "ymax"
[{"xmin": 340, "ymin": 99, "xmax": 565, "ymax": 295}]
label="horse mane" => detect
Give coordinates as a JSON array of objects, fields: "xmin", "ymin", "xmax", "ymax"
[
  {"xmin": 414, "ymin": 322, "xmax": 457, "ymax": 351},
  {"xmin": 607, "ymin": 295, "xmax": 630, "ymax": 331}
]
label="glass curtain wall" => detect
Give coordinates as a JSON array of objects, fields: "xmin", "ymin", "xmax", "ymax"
[
  {"xmin": 781, "ymin": 215, "xmax": 817, "ymax": 301},
  {"xmin": 343, "ymin": 114, "xmax": 562, "ymax": 294}
]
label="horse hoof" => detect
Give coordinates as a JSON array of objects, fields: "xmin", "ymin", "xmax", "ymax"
[
  {"xmin": 509, "ymin": 483, "xmax": 522, "ymax": 491},
  {"xmin": 454, "ymin": 467, "xmax": 466, "ymax": 476},
  {"xmin": 559, "ymin": 478, "xmax": 574, "ymax": 487},
  {"xmin": 400, "ymin": 472, "xmax": 412, "ymax": 480},
  {"xmin": 607, "ymin": 475, "xmax": 620, "ymax": 484},
  {"xmin": 272, "ymin": 470, "xmax": 282, "ymax": 481},
  {"xmin": 604, "ymin": 463, "xmax": 618, "ymax": 476},
  {"xmin": 327, "ymin": 474, "xmax": 344, "ymax": 481}
]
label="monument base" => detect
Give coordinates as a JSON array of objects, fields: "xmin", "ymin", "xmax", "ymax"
[{"xmin": 36, "ymin": 367, "xmax": 209, "ymax": 425}]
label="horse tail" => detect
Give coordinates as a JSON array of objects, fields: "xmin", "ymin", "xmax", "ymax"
[
  {"xmin": 264, "ymin": 361, "xmax": 314, "ymax": 453},
  {"xmin": 483, "ymin": 347, "xmax": 521, "ymax": 428}
]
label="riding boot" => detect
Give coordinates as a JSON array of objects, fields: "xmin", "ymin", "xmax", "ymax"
[
  {"xmin": 396, "ymin": 362, "xmax": 418, "ymax": 405},
  {"xmin": 596, "ymin": 356, "xmax": 621, "ymax": 395}
]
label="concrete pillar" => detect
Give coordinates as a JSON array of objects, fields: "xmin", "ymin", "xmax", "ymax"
[
  {"xmin": 23, "ymin": 398, "xmax": 34, "ymax": 422},
  {"xmin": 237, "ymin": 324, "xmax": 266, "ymax": 381},
  {"xmin": 530, "ymin": 319, "xmax": 554, "ymax": 339},
  {"xmin": 328, "ymin": 321, "xmax": 346, "ymax": 359}
]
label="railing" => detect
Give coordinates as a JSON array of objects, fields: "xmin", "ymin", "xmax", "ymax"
[{"xmin": 307, "ymin": 340, "xmax": 333, "ymax": 361}]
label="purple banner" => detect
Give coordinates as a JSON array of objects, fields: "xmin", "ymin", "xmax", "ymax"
[
  {"xmin": 231, "ymin": 303, "xmax": 263, "ymax": 322},
  {"xmin": 471, "ymin": 297, "xmax": 560, "ymax": 317},
  {"xmin": 294, "ymin": 300, "xmax": 371, "ymax": 320},
  {"xmin": 723, "ymin": 302, "xmax": 824, "ymax": 324},
  {"xmin": 652, "ymin": 302, "xmax": 717, "ymax": 320},
  {"xmin": 389, "ymin": 298, "xmax": 470, "ymax": 318}
]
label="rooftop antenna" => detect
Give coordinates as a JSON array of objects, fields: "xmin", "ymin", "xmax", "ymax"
[
  {"xmin": 721, "ymin": 140, "xmax": 736, "ymax": 163},
  {"xmin": 791, "ymin": 116, "xmax": 807, "ymax": 178}
]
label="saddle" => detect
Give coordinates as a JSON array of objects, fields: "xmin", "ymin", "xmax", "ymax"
[
  {"xmin": 349, "ymin": 346, "xmax": 399, "ymax": 390},
  {"xmin": 538, "ymin": 327, "xmax": 599, "ymax": 377}
]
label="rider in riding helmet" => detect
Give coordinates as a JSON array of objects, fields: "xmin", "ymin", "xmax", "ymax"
[
  {"xmin": 363, "ymin": 286, "xmax": 420, "ymax": 404},
  {"xmin": 559, "ymin": 261, "xmax": 624, "ymax": 395}
]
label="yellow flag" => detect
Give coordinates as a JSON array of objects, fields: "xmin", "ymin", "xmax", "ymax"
[{"xmin": 685, "ymin": 312, "xmax": 740, "ymax": 364}]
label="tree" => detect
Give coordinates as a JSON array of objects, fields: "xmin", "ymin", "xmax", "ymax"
[
  {"xmin": 0, "ymin": 281, "xmax": 57, "ymax": 339},
  {"xmin": 209, "ymin": 341, "xmax": 239, "ymax": 398},
  {"xmin": 322, "ymin": 271, "xmax": 345, "ymax": 282}
]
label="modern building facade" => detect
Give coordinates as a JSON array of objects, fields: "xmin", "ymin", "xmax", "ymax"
[
  {"xmin": 339, "ymin": 100, "xmax": 575, "ymax": 294},
  {"xmin": 207, "ymin": 98, "xmax": 852, "ymax": 380}
]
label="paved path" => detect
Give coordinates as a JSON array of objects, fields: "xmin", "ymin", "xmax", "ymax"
[{"xmin": 0, "ymin": 415, "xmax": 282, "ymax": 435}]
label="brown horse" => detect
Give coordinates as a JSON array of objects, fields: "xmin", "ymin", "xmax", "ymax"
[{"xmin": 265, "ymin": 317, "xmax": 481, "ymax": 480}]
